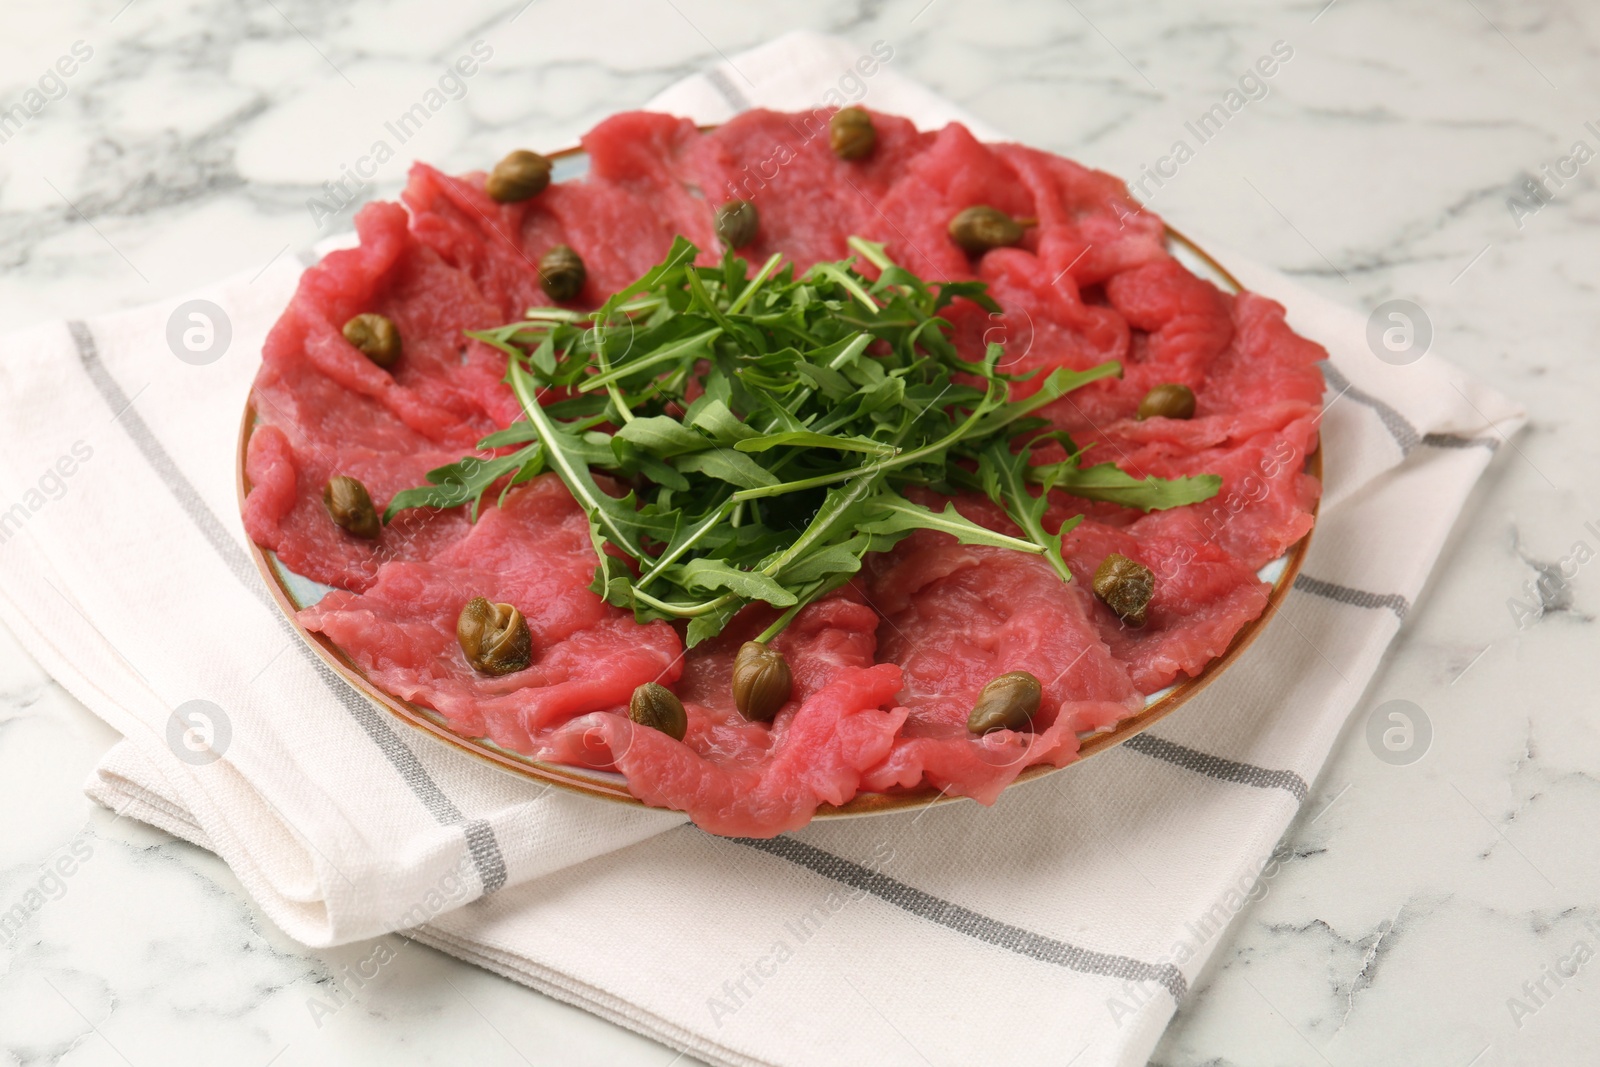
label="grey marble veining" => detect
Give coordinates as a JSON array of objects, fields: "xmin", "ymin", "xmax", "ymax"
[{"xmin": 1, "ymin": 1, "xmax": 1598, "ymax": 1064}]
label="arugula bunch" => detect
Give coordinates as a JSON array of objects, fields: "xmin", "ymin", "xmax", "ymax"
[{"xmin": 386, "ymin": 236, "xmax": 1219, "ymax": 646}]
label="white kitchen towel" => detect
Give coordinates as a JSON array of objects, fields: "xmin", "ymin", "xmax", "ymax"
[{"xmin": 0, "ymin": 30, "xmax": 1523, "ymax": 1067}]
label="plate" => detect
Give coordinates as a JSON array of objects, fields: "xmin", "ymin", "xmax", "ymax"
[{"xmin": 238, "ymin": 146, "xmax": 1319, "ymax": 819}]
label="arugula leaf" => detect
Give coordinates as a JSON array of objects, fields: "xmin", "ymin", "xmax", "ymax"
[
  {"xmin": 687, "ymin": 399, "xmax": 759, "ymax": 445},
  {"xmin": 733, "ymin": 430, "xmax": 899, "ymax": 456},
  {"xmin": 381, "ymin": 443, "xmax": 543, "ymax": 523},
  {"xmin": 614, "ymin": 415, "xmax": 713, "ymax": 457},
  {"xmin": 477, "ymin": 422, "xmax": 538, "ymax": 448},
  {"xmin": 685, "ymin": 598, "xmax": 747, "ymax": 648},
  {"xmin": 673, "ymin": 557, "xmax": 798, "ymax": 605},
  {"xmin": 858, "ymin": 493, "xmax": 1045, "ymax": 556},
  {"xmin": 776, "ymin": 541, "xmax": 874, "ymax": 585},
  {"xmin": 965, "ymin": 359, "xmax": 1122, "ymax": 437},
  {"xmin": 676, "ymin": 448, "xmax": 780, "ymax": 489},
  {"xmin": 1032, "ymin": 460, "xmax": 1223, "ymax": 511},
  {"xmin": 978, "ymin": 440, "xmax": 1078, "ymax": 584}
]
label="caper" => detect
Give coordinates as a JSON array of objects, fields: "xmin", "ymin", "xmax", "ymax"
[
  {"xmin": 457, "ymin": 597, "xmax": 533, "ymax": 676},
  {"xmin": 538, "ymin": 244, "xmax": 586, "ymax": 302},
  {"xmin": 948, "ymin": 206, "xmax": 1029, "ymax": 255},
  {"xmin": 629, "ymin": 682, "xmax": 688, "ymax": 741},
  {"xmin": 1137, "ymin": 383, "xmax": 1197, "ymax": 421},
  {"xmin": 342, "ymin": 313, "xmax": 401, "ymax": 369},
  {"xmin": 829, "ymin": 106, "xmax": 877, "ymax": 161},
  {"xmin": 485, "ymin": 149, "xmax": 552, "ymax": 202},
  {"xmin": 323, "ymin": 475, "xmax": 380, "ymax": 539},
  {"xmin": 1093, "ymin": 553, "xmax": 1155, "ymax": 627},
  {"xmin": 967, "ymin": 671, "xmax": 1043, "ymax": 734},
  {"xmin": 732, "ymin": 640, "xmax": 792, "ymax": 723},
  {"xmin": 714, "ymin": 199, "xmax": 759, "ymax": 249}
]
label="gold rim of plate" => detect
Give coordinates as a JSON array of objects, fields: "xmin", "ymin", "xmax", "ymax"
[{"xmin": 237, "ymin": 175, "xmax": 1319, "ymax": 818}]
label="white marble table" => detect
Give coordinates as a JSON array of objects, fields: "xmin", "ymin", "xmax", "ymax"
[{"xmin": 2, "ymin": 1, "xmax": 1596, "ymax": 1064}]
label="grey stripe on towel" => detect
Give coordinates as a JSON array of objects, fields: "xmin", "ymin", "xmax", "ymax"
[
  {"xmin": 1122, "ymin": 734, "xmax": 1309, "ymax": 802},
  {"xmin": 1320, "ymin": 362, "xmax": 1420, "ymax": 454},
  {"xmin": 68, "ymin": 320, "xmax": 509, "ymax": 895},
  {"xmin": 1421, "ymin": 432, "xmax": 1498, "ymax": 451},
  {"xmin": 1293, "ymin": 573, "xmax": 1410, "ymax": 620},
  {"xmin": 704, "ymin": 65, "xmax": 750, "ymax": 111},
  {"xmin": 1322, "ymin": 365, "xmax": 1498, "ymax": 452},
  {"xmin": 735, "ymin": 835, "xmax": 1189, "ymax": 1000}
]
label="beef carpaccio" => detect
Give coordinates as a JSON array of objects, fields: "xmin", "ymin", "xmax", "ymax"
[{"xmin": 243, "ymin": 109, "xmax": 1323, "ymax": 837}]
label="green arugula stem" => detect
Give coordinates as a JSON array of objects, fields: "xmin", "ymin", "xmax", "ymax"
[
  {"xmin": 635, "ymin": 498, "xmax": 736, "ymax": 591},
  {"xmin": 867, "ymin": 500, "xmax": 1043, "ymax": 556},
  {"xmin": 726, "ymin": 253, "xmax": 784, "ymax": 315},
  {"xmin": 755, "ymin": 603, "xmax": 803, "ymax": 644},
  {"xmin": 729, "ymin": 386, "xmax": 1001, "ymax": 503},
  {"xmin": 508, "ymin": 357, "xmax": 649, "ymax": 560},
  {"xmin": 846, "ymin": 235, "xmax": 893, "ymax": 273},
  {"xmin": 806, "ymin": 263, "xmax": 879, "ymax": 310},
  {"xmin": 589, "ymin": 324, "xmax": 635, "ymax": 424},
  {"xmin": 759, "ymin": 473, "xmax": 878, "ymax": 580},
  {"xmin": 580, "ymin": 327, "xmax": 723, "ymax": 391},
  {"xmin": 518, "ymin": 308, "xmax": 586, "ymax": 323},
  {"xmin": 629, "ymin": 586, "xmax": 735, "ymax": 618}
]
